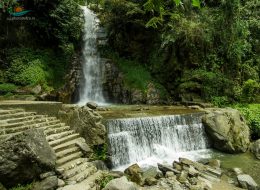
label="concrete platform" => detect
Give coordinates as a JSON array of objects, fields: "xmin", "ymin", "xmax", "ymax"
[{"xmin": 0, "ymin": 101, "xmax": 63, "ymax": 116}]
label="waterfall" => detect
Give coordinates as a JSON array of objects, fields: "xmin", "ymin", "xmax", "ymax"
[
  {"xmin": 78, "ymin": 7, "xmax": 105, "ymax": 105},
  {"xmin": 106, "ymin": 113, "xmax": 212, "ymax": 170}
]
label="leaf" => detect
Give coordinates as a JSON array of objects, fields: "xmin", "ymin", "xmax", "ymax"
[
  {"xmin": 173, "ymin": 0, "xmax": 181, "ymax": 6},
  {"xmin": 192, "ymin": 0, "xmax": 201, "ymax": 8}
]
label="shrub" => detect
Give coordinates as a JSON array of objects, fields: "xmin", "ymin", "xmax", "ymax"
[
  {"xmin": 211, "ymin": 96, "xmax": 229, "ymax": 107},
  {"xmin": 5, "ymin": 48, "xmax": 68, "ymax": 90},
  {"xmin": 96, "ymin": 174, "xmax": 114, "ymax": 189},
  {"xmin": 0, "ymin": 83, "xmax": 18, "ymax": 93},
  {"xmin": 233, "ymin": 104, "xmax": 260, "ymax": 140},
  {"xmin": 241, "ymin": 79, "xmax": 260, "ymax": 103}
]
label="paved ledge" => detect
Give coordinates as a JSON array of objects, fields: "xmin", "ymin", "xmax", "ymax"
[{"xmin": 0, "ymin": 101, "xmax": 63, "ymax": 116}]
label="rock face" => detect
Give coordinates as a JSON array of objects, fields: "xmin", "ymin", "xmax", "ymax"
[
  {"xmin": 58, "ymin": 105, "xmax": 106, "ymax": 147},
  {"xmin": 202, "ymin": 108, "xmax": 250, "ymax": 153},
  {"xmin": 103, "ymin": 176, "xmax": 138, "ymax": 190},
  {"xmin": 250, "ymin": 139, "xmax": 260, "ymax": 160},
  {"xmin": 0, "ymin": 129, "xmax": 56, "ymax": 188},
  {"xmin": 103, "ymin": 60, "xmax": 166, "ymax": 104},
  {"xmin": 237, "ymin": 174, "xmax": 258, "ymax": 190}
]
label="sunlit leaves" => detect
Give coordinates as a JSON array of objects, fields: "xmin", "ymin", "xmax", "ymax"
[
  {"xmin": 173, "ymin": 0, "xmax": 181, "ymax": 6},
  {"xmin": 192, "ymin": 0, "xmax": 201, "ymax": 8}
]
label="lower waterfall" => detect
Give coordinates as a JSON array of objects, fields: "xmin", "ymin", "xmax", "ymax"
[{"xmin": 106, "ymin": 113, "xmax": 212, "ymax": 170}]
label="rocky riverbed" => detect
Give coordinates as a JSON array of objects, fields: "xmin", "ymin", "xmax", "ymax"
[{"xmin": 104, "ymin": 157, "xmax": 259, "ymax": 190}]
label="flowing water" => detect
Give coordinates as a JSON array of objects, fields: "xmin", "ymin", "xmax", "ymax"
[
  {"xmin": 78, "ymin": 7, "xmax": 105, "ymax": 105},
  {"xmin": 106, "ymin": 113, "xmax": 212, "ymax": 170}
]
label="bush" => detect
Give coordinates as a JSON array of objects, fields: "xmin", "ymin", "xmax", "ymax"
[
  {"xmin": 5, "ymin": 48, "xmax": 68, "ymax": 90},
  {"xmin": 241, "ymin": 79, "xmax": 260, "ymax": 103},
  {"xmin": 0, "ymin": 83, "xmax": 18, "ymax": 93},
  {"xmin": 233, "ymin": 104, "xmax": 260, "ymax": 140},
  {"xmin": 96, "ymin": 174, "xmax": 114, "ymax": 189},
  {"xmin": 211, "ymin": 96, "xmax": 229, "ymax": 107},
  {"xmin": 179, "ymin": 69, "xmax": 233, "ymax": 101}
]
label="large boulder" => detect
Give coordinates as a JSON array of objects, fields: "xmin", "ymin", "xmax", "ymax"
[
  {"xmin": 103, "ymin": 176, "xmax": 138, "ymax": 190},
  {"xmin": 237, "ymin": 174, "xmax": 258, "ymax": 190},
  {"xmin": 202, "ymin": 108, "xmax": 250, "ymax": 153},
  {"xmin": 32, "ymin": 176, "xmax": 58, "ymax": 190},
  {"xmin": 58, "ymin": 105, "xmax": 106, "ymax": 147},
  {"xmin": 0, "ymin": 129, "xmax": 56, "ymax": 188},
  {"xmin": 250, "ymin": 139, "xmax": 260, "ymax": 160}
]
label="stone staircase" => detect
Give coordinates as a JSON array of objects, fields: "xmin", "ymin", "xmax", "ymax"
[{"xmin": 0, "ymin": 108, "xmax": 102, "ymax": 190}]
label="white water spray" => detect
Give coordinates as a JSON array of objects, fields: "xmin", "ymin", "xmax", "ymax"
[
  {"xmin": 78, "ymin": 7, "xmax": 105, "ymax": 105},
  {"xmin": 106, "ymin": 113, "xmax": 212, "ymax": 170}
]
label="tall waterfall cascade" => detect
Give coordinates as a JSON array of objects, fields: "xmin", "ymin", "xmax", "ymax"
[
  {"xmin": 107, "ymin": 113, "xmax": 212, "ymax": 170},
  {"xmin": 78, "ymin": 7, "xmax": 105, "ymax": 105}
]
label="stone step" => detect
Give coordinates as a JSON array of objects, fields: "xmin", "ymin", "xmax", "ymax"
[
  {"xmin": 62, "ymin": 162, "xmax": 93, "ymax": 179},
  {"xmin": 53, "ymin": 138, "xmax": 85, "ymax": 153},
  {"xmin": 47, "ymin": 130, "xmax": 75, "ymax": 142},
  {"xmin": 56, "ymin": 146, "xmax": 81, "ymax": 159},
  {"xmin": 0, "ymin": 117, "xmax": 57, "ymax": 128},
  {"xmin": 56, "ymin": 152, "xmax": 83, "ymax": 166},
  {"xmin": 66, "ymin": 166, "xmax": 97, "ymax": 183},
  {"xmin": 77, "ymin": 170, "xmax": 102, "ymax": 188},
  {"xmin": 0, "ymin": 109, "xmax": 24, "ymax": 115},
  {"xmin": 49, "ymin": 134, "xmax": 81, "ymax": 147},
  {"xmin": 0, "ymin": 112, "xmax": 36, "ymax": 120},
  {"xmin": 1, "ymin": 120, "xmax": 61, "ymax": 135},
  {"xmin": 57, "ymin": 158, "xmax": 87, "ymax": 172},
  {"xmin": 45, "ymin": 126, "xmax": 71, "ymax": 136},
  {"xmin": 40, "ymin": 122, "xmax": 66, "ymax": 130},
  {"xmin": 3, "ymin": 115, "xmax": 46, "ymax": 124}
]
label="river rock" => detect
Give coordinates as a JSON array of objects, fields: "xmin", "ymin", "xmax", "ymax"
[
  {"xmin": 103, "ymin": 176, "xmax": 138, "ymax": 190},
  {"xmin": 124, "ymin": 164, "xmax": 143, "ymax": 185},
  {"xmin": 92, "ymin": 160, "xmax": 108, "ymax": 170},
  {"xmin": 237, "ymin": 174, "xmax": 258, "ymax": 190},
  {"xmin": 158, "ymin": 163, "xmax": 181, "ymax": 175},
  {"xmin": 144, "ymin": 177, "xmax": 158, "ymax": 186},
  {"xmin": 32, "ymin": 176, "xmax": 58, "ymax": 190},
  {"xmin": 142, "ymin": 166, "xmax": 158, "ymax": 179},
  {"xmin": 86, "ymin": 102, "xmax": 98, "ymax": 109},
  {"xmin": 31, "ymin": 85, "xmax": 42, "ymax": 95},
  {"xmin": 202, "ymin": 108, "xmax": 250, "ymax": 153},
  {"xmin": 0, "ymin": 129, "xmax": 56, "ymax": 188},
  {"xmin": 208, "ymin": 159, "xmax": 221, "ymax": 168},
  {"xmin": 250, "ymin": 139, "xmax": 260, "ymax": 160}
]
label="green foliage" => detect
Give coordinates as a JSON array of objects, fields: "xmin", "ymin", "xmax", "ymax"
[
  {"xmin": 179, "ymin": 69, "xmax": 233, "ymax": 100},
  {"xmin": 96, "ymin": 175, "xmax": 114, "ymax": 189},
  {"xmin": 92, "ymin": 144, "xmax": 108, "ymax": 161},
  {"xmin": 5, "ymin": 48, "xmax": 68, "ymax": 90},
  {"xmin": 233, "ymin": 104, "xmax": 260, "ymax": 140},
  {"xmin": 0, "ymin": 83, "xmax": 18, "ymax": 93},
  {"xmin": 241, "ymin": 79, "xmax": 260, "ymax": 103},
  {"xmin": 9, "ymin": 183, "xmax": 33, "ymax": 190},
  {"xmin": 211, "ymin": 96, "xmax": 229, "ymax": 107}
]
